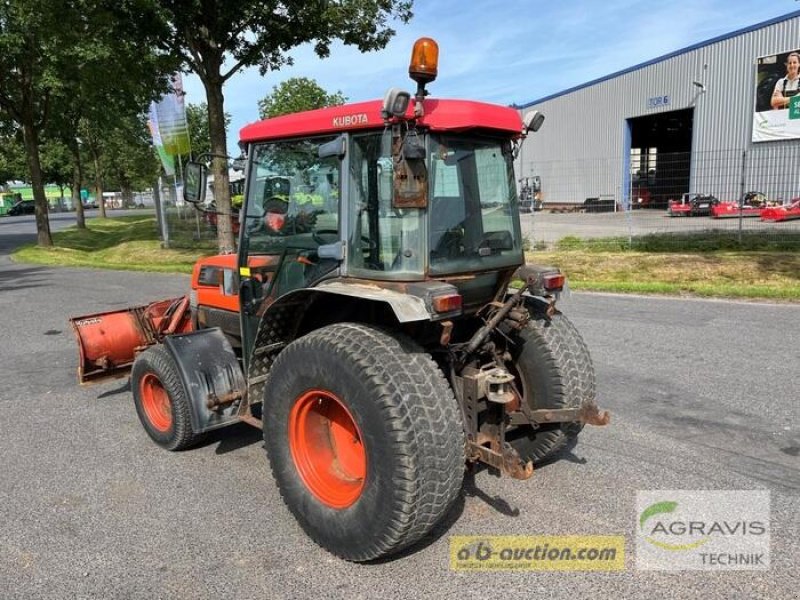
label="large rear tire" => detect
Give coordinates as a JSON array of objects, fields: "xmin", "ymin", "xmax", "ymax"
[
  {"xmin": 263, "ymin": 323, "xmax": 465, "ymax": 562},
  {"xmin": 509, "ymin": 302, "xmax": 596, "ymax": 465},
  {"xmin": 131, "ymin": 345, "xmax": 200, "ymax": 451}
]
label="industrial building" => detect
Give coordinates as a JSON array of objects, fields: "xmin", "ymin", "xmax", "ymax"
[{"xmin": 515, "ymin": 10, "xmax": 800, "ymax": 208}]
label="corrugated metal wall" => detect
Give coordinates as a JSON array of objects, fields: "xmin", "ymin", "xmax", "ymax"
[{"xmin": 516, "ymin": 14, "xmax": 800, "ymax": 205}]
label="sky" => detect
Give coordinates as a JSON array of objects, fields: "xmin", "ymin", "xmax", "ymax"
[{"xmin": 180, "ymin": 0, "xmax": 800, "ymax": 155}]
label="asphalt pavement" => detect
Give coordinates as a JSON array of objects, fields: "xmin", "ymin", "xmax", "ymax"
[{"xmin": 0, "ymin": 214, "xmax": 797, "ymax": 599}]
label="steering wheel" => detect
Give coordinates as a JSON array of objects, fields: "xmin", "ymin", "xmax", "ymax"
[{"xmin": 312, "ymin": 228, "xmax": 341, "ymax": 246}]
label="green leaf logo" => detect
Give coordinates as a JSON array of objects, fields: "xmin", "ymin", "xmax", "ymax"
[
  {"xmin": 639, "ymin": 500, "xmax": 709, "ymax": 551},
  {"xmin": 640, "ymin": 501, "xmax": 678, "ymax": 530}
]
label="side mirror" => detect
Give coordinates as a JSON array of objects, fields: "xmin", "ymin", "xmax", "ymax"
[
  {"xmin": 523, "ymin": 110, "xmax": 545, "ymax": 134},
  {"xmin": 183, "ymin": 161, "xmax": 207, "ymax": 204},
  {"xmin": 232, "ymin": 153, "xmax": 247, "ymax": 171},
  {"xmin": 381, "ymin": 87, "xmax": 411, "ymax": 120}
]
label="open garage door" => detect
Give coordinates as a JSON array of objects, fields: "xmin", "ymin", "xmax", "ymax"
[{"xmin": 627, "ymin": 108, "xmax": 694, "ymax": 208}]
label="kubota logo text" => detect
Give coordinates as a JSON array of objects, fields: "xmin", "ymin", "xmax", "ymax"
[{"xmin": 332, "ymin": 113, "xmax": 369, "ymax": 128}]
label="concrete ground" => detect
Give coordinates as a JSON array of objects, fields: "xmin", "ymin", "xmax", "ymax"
[{"xmin": 520, "ymin": 208, "xmax": 800, "ymax": 244}]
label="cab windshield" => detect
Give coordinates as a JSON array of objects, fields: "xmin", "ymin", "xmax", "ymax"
[
  {"xmin": 428, "ymin": 135, "xmax": 522, "ymax": 275},
  {"xmin": 243, "ymin": 136, "xmax": 339, "ymax": 255},
  {"xmin": 347, "ymin": 132, "xmax": 522, "ymax": 279},
  {"xmin": 241, "ymin": 136, "xmax": 341, "ymax": 295}
]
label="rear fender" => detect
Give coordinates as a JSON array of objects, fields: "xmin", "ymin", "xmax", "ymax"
[
  {"xmin": 163, "ymin": 328, "xmax": 246, "ymax": 433},
  {"xmin": 254, "ymin": 283, "xmax": 432, "ymax": 349},
  {"xmin": 245, "ymin": 284, "xmax": 433, "ymax": 403}
]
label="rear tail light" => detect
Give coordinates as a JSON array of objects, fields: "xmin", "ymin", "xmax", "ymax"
[
  {"xmin": 542, "ymin": 273, "xmax": 565, "ymax": 291},
  {"xmin": 432, "ymin": 293, "xmax": 462, "ymax": 313}
]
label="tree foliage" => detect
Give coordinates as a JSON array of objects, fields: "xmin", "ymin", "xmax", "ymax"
[
  {"xmin": 186, "ymin": 102, "xmax": 231, "ymax": 160},
  {"xmin": 0, "ymin": 0, "xmax": 176, "ymax": 240},
  {"xmin": 0, "ymin": 0, "xmax": 80, "ymax": 244},
  {"xmin": 0, "ymin": 131, "xmax": 26, "ymax": 186},
  {"xmin": 97, "ymin": 114, "xmax": 161, "ymax": 203},
  {"xmin": 47, "ymin": 1, "xmax": 176, "ymax": 222},
  {"xmin": 156, "ymin": 0, "xmax": 414, "ymax": 252},
  {"xmin": 258, "ymin": 77, "xmax": 346, "ymax": 119}
]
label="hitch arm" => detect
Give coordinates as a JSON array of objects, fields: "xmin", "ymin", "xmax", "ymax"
[
  {"xmin": 462, "ymin": 282, "xmax": 531, "ymax": 356},
  {"xmin": 508, "ymin": 399, "xmax": 611, "ymax": 427}
]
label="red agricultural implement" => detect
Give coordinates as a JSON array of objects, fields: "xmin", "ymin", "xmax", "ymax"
[{"xmin": 761, "ymin": 198, "xmax": 800, "ymax": 222}]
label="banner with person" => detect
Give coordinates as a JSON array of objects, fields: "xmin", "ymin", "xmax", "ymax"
[{"xmin": 752, "ymin": 48, "xmax": 800, "ymax": 142}]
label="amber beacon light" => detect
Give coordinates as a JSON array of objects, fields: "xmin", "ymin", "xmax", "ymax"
[{"xmin": 409, "ymin": 37, "xmax": 439, "ymax": 85}]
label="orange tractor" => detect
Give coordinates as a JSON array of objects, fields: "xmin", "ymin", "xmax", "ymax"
[{"xmin": 71, "ymin": 38, "xmax": 608, "ymax": 561}]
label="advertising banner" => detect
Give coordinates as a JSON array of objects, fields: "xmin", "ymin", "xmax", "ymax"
[
  {"xmin": 752, "ymin": 49, "xmax": 800, "ymax": 142},
  {"xmin": 147, "ymin": 104, "xmax": 175, "ymax": 177},
  {"xmin": 152, "ymin": 74, "xmax": 191, "ymax": 156}
]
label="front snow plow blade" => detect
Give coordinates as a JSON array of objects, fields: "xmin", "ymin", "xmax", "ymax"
[{"xmin": 70, "ymin": 297, "xmax": 192, "ymax": 384}]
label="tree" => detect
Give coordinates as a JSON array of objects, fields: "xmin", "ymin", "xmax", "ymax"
[
  {"xmin": 44, "ymin": 2, "xmax": 176, "ymax": 227},
  {"xmin": 157, "ymin": 0, "xmax": 413, "ymax": 253},
  {"xmin": 186, "ymin": 102, "xmax": 231, "ymax": 160},
  {"xmin": 0, "ymin": 0, "xmax": 75, "ymax": 245},
  {"xmin": 101, "ymin": 115, "xmax": 161, "ymax": 207},
  {"xmin": 0, "ymin": 0, "xmax": 175, "ymax": 241},
  {"xmin": 258, "ymin": 77, "xmax": 346, "ymax": 119}
]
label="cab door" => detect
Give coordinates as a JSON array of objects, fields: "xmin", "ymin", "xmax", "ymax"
[{"xmin": 237, "ymin": 135, "xmax": 343, "ymax": 371}]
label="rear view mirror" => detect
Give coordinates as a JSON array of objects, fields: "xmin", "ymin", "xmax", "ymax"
[
  {"xmin": 381, "ymin": 87, "xmax": 411, "ymax": 120},
  {"xmin": 183, "ymin": 162, "xmax": 207, "ymax": 204},
  {"xmin": 523, "ymin": 110, "xmax": 545, "ymax": 134}
]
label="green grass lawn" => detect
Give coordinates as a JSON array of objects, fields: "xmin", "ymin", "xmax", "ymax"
[
  {"xmin": 11, "ymin": 216, "xmax": 800, "ymax": 301},
  {"xmin": 527, "ymin": 249, "xmax": 800, "ymax": 300},
  {"xmin": 12, "ymin": 216, "xmax": 214, "ymax": 274}
]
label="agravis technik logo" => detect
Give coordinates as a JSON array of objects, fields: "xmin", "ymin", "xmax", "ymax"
[{"xmin": 636, "ymin": 491, "xmax": 770, "ymax": 570}]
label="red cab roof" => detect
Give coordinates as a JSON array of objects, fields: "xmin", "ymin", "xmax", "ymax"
[{"xmin": 239, "ymin": 98, "xmax": 522, "ymax": 144}]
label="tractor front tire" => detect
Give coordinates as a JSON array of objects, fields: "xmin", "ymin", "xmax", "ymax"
[
  {"xmin": 509, "ymin": 302, "xmax": 596, "ymax": 465},
  {"xmin": 131, "ymin": 345, "xmax": 199, "ymax": 451},
  {"xmin": 263, "ymin": 323, "xmax": 465, "ymax": 562}
]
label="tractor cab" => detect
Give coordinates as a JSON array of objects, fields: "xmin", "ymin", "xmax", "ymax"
[
  {"xmin": 236, "ymin": 105, "xmax": 528, "ymax": 302},
  {"xmin": 181, "ymin": 37, "xmax": 554, "ymax": 378}
]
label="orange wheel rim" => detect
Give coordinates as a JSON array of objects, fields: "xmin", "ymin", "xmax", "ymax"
[
  {"xmin": 288, "ymin": 389, "xmax": 367, "ymax": 508},
  {"xmin": 140, "ymin": 373, "xmax": 172, "ymax": 433}
]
